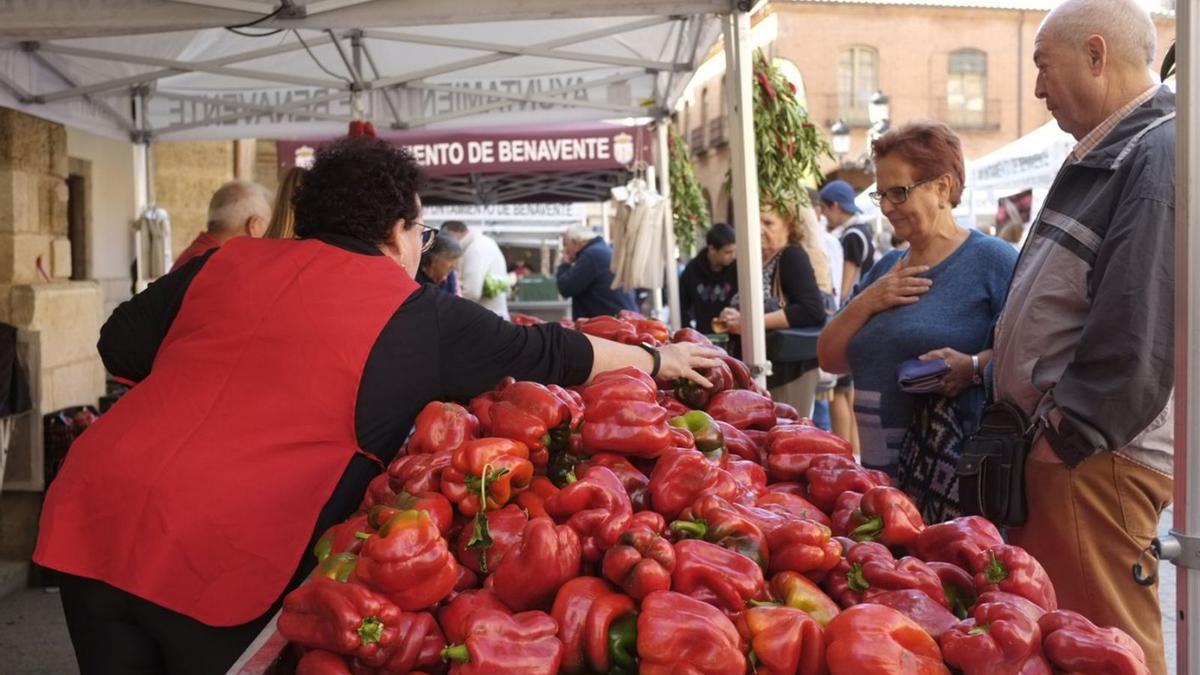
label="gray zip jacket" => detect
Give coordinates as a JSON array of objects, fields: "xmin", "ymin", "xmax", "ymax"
[{"xmin": 993, "ymin": 86, "xmax": 1175, "ymax": 475}]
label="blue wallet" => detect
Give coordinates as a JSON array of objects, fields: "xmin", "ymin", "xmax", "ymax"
[{"xmin": 897, "ymin": 358, "xmax": 950, "ymax": 394}]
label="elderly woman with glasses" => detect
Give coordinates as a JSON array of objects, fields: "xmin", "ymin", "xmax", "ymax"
[
  {"xmin": 35, "ymin": 136, "xmax": 724, "ymax": 675},
  {"xmin": 816, "ymin": 120, "xmax": 1017, "ymax": 520}
]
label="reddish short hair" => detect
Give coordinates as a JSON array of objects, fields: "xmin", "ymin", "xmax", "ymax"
[{"xmin": 871, "ymin": 120, "xmax": 966, "ymax": 207}]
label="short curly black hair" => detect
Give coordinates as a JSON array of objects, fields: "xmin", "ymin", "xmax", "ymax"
[{"xmin": 292, "ymin": 136, "xmax": 425, "ymax": 246}]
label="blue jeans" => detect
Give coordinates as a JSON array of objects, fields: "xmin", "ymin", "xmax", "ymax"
[{"xmin": 812, "ymin": 399, "xmax": 832, "ymax": 431}]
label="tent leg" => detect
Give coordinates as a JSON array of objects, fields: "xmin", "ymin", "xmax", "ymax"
[
  {"xmin": 722, "ymin": 9, "xmax": 768, "ymax": 388},
  {"xmin": 132, "ymin": 87, "xmax": 153, "ymax": 293},
  {"xmin": 656, "ymin": 120, "xmax": 682, "ymax": 330},
  {"xmin": 1175, "ymin": 2, "xmax": 1199, "ymax": 672}
]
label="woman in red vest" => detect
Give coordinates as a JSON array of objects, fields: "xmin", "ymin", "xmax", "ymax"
[{"xmin": 34, "ymin": 136, "xmax": 721, "ymax": 675}]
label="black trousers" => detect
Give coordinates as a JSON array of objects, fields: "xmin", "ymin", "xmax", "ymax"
[{"xmin": 59, "ymin": 573, "xmax": 274, "ymax": 675}]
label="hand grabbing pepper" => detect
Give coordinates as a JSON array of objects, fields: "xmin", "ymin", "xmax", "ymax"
[{"xmin": 637, "ymin": 591, "xmax": 746, "ymax": 675}]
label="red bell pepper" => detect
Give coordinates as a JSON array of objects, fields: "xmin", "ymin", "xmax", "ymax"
[
  {"xmin": 515, "ymin": 476, "xmax": 559, "ymax": 520},
  {"xmin": 668, "ymin": 410, "xmax": 726, "ymax": 463},
  {"xmin": 558, "ymin": 317, "xmax": 576, "ymax": 330},
  {"xmin": 601, "ymin": 526, "xmax": 676, "ymax": 601},
  {"xmin": 870, "ymin": 589, "xmax": 960, "ymax": 639},
  {"xmin": 441, "ymin": 608, "xmax": 564, "ymax": 675},
  {"xmin": 358, "ymin": 473, "xmax": 397, "ymax": 514},
  {"xmin": 295, "ymin": 650, "xmax": 351, "ymax": 675},
  {"xmin": 774, "ymin": 401, "xmax": 801, "ymax": 422},
  {"xmin": 548, "ymin": 383, "xmax": 585, "ymax": 431},
  {"xmin": 849, "ymin": 486, "xmax": 926, "ymax": 548},
  {"xmin": 314, "ymin": 513, "xmax": 373, "ymax": 563},
  {"xmin": 969, "ymin": 544, "xmax": 1058, "ymax": 611},
  {"xmin": 658, "ymin": 389, "xmax": 692, "ymax": 418},
  {"xmin": 551, "ymin": 577, "xmax": 638, "ymax": 674},
  {"xmin": 637, "ymin": 591, "xmax": 746, "ymax": 675},
  {"xmin": 928, "ymin": 561, "xmax": 978, "ymax": 620},
  {"xmin": 717, "ymin": 353, "xmax": 756, "ymax": 391},
  {"xmin": 725, "ymin": 456, "xmax": 768, "ymax": 499},
  {"xmin": 278, "ymin": 578, "xmax": 401, "ymax": 666},
  {"xmin": 672, "ymin": 327, "xmax": 714, "ymax": 346},
  {"xmin": 408, "ymin": 401, "xmax": 479, "ymax": 455},
  {"xmin": 755, "ymin": 491, "xmax": 830, "ymax": 527},
  {"xmin": 975, "ymin": 590, "xmax": 1046, "ymax": 623},
  {"xmin": 734, "ymin": 606, "xmax": 825, "ymax": 675},
  {"xmin": 765, "ymin": 423, "xmax": 854, "ymax": 482},
  {"xmin": 705, "ymin": 389, "xmax": 776, "ymax": 430},
  {"xmin": 648, "ymin": 449, "xmax": 742, "ymax": 520},
  {"xmin": 767, "ymin": 570, "xmax": 840, "ymax": 626},
  {"xmin": 454, "ymin": 562, "xmax": 480, "ymax": 592},
  {"xmin": 361, "ymin": 611, "xmax": 446, "ymax": 674},
  {"xmin": 632, "ymin": 317, "xmax": 671, "ymax": 344},
  {"xmin": 743, "ymin": 428, "xmax": 771, "ymax": 453},
  {"xmin": 386, "ymin": 449, "xmax": 452, "ymax": 495},
  {"xmin": 441, "ymin": 438, "xmax": 534, "ymax": 517},
  {"xmin": 717, "ymin": 420, "xmax": 762, "ymax": 464},
  {"xmin": 366, "ymin": 490, "xmax": 452, "ymax": 536},
  {"xmin": 489, "ymin": 517, "xmax": 582, "ymax": 612},
  {"xmin": 509, "ymin": 312, "xmax": 544, "ymax": 326},
  {"xmin": 576, "ymin": 453, "xmax": 651, "ymax": 512},
  {"xmin": 1038, "ymin": 609, "xmax": 1149, "ymax": 675},
  {"xmin": 675, "ymin": 361, "xmax": 734, "ymax": 410},
  {"xmin": 804, "ymin": 454, "xmax": 892, "ymax": 512},
  {"xmin": 830, "ymin": 491, "xmax": 864, "ymax": 537},
  {"xmin": 488, "ymin": 381, "xmax": 574, "ymax": 469},
  {"xmin": 355, "ymin": 510, "xmax": 458, "ymax": 611},
  {"xmin": 466, "ymin": 377, "xmax": 515, "ymax": 429},
  {"xmin": 617, "ymin": 309, "xmax": 646, "ymax": 321},
  {"xmin": 454, "ymin": 503, "xmax": 527, "ymax": 575},
  {"xmin": 822, "ymin": 541, "xmax": 948, "ymax": 609},
  {"xmin": 437, "ymin": 588, "xmax": 510, "ymax": 644},
  {"xmin": 916, "ymin": 516, "xmax": 1005, "ymax": 570},
  {"xmin": 825, "ymin": 604, "xmax": 951, "ymax": 675},
  {"xmin": 767, "ymin": 481, "xmax": 807, "ymax": 497},
  {"xmin": 672, "ymin": 494, "xmax": 771, "ymax": 570},
  {"xmin": 672, "ymin": 538, "xmax": 767, "ymax": 612},
  {"xmin": 316, "ymin": 552, "xmax": 359, "ymax": 583},
  {"xmin": 941, "ymin": 601, "xmax": 1053, "ymax": 675},
  {"xmin": 578, "ymin": 315, "xmax": 640, "ymax": 344},
  {"xmin": 579, "ymin": 378, "xmax": 672, "ymax": 458},
  {"xmin": 720, "ymin": 500, "xmax": 842, "ymax": 576},
  {"xmin": 546, "ymin": 465, "xmax": 664, "ymax": 562}
]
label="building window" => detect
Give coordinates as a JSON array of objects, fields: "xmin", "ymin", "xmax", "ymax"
[
  {"xmin": 947, "ymin": 48, "xmax": 987, "ymax": 128},
  {"xmin": 837, "ymin": 46, "xmax": 877, "ymax": 125}
]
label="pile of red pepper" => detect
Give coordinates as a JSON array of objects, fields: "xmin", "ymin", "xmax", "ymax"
[{"xmin": 279, "ymin": 326, "xmax": 1150, "ymax": 675}]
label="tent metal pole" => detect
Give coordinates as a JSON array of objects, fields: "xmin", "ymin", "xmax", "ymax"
[
  {"xmin": 1174, "ymin": 2, "xmax": 1199, "ymax": 670},
  {"xmin": 359, "ymin": 39, "xmax": 405, "ymax": 130},
  {"xmin": 656, "ymin": 120, "xmax": 682, "ymax": 330},
  {"xmin": 722, "ymin": 7, "xmax": 768, "ymax": 388}
]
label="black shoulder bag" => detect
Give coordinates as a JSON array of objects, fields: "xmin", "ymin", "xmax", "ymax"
[{"xmin": 955, "ymin": 401, "xmax": 1033, "ymax": 527}]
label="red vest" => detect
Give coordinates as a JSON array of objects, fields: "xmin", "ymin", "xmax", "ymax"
[{"xmin": 35, "ymin": 237, "xmax": 417, "ymax": 626}]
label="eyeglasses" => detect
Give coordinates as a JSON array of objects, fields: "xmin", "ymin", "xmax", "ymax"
[
  {"xmin": 869, "ymin": 176, "xmax": 939, "ymax": 206},
  {"xmin": 419, "ymin": 223, "xmax": 440, "ymax": 253}
]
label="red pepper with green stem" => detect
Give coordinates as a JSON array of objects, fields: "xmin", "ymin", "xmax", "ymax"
[
  {"xmin": 648, "ymin": 449, "xmax": 743, "ymax": 520},
  {"xmin": 705, "ymin": 389, "xmax": 776, "ymax": 430},
  {"xmin": 940, "ymin": 601, "xmax": 1052, "ymax": 675},
  {"xmin": 1038, "ymin": 609, "xmax": 1149, "ymax": 675},
  {"xmin": 671, "ymin": 494, "xmax": 771, "ymax": 570},
  {"xmin": 355, "ymin": 509, "xmax": 458, "ymax": 611},
  {"xmin": 546, "ymin": 465, "xmax": 664, "ymax": 562},
  {"xmin": 408, "ymin": 401, "xmax": 479, "ymax": 455},
  {"xmin": 316, "ymin": 552, "xmax": 359, "ymax": 583},
  {"xmin": 767, "ymin": 570, "xmax": 840, "ymax": 626},
  {"xmin": 454, "ymin": 504, "xmax": 527, "ymax": 575},
  {"xmin": 830, "ymin": 491, "xmax": 864, "ymax": 536},
  {"xmin": 437, "ymin": 588, "xmax": 511, "ymax": 644},
  {"xmin": 440, "ymin": 608, "xmax": 563, "ymax": 675},
  {"xmin": 488, "ymin": 516, "xmax": 582, "ymax": 612},
  {"xmin": 515, "ymin": 476, "xmax": 559, "ymax": 520},
  {"xmin": 488, "ymin": 381, "xmax": 574, "ymax": 470},
  {"xmin": 366, "ymin": 490, "xmax": 452, "ymax": 536},
  {"xmin": 672, "ymin": 538, "xmax": 767, "ymax": 612},
  {"xmin": 314, "ymin": 513, "xmax": 373, "ymax": 563},
  {"xmin": 803, "ymin": 453, "xmax": 893, "ymax": 512},
  {"xmin": 825, "ymin": 604, "xmax": 951, "ymax": 675},
  {"xmin": 822, "ymin": 541, "xmax": 948, "ymax": 609},
  {"xmin": 440, "ymin": 438, "xmax": 533, "ymax": 517},
  {"xmin": 928, "ymin": 561, "xmax": 978, "ymax": 620},
  {"xmin": 358, "ymin": 473, "xmax": 397, "ymax": 513},
  {"xmin": 601, "ymin": 526, "xmax": 676, "ymax": 601},
  {"xmin": 969, "ymin": 545, "xmax": 1058, "ymax": 611},
  {"xmin": 765, "ymin": 423, "xmax": 854, "ymax": 482},
  {"xmin": 847, "ymin": 486, "xmax": 926, "ymax": 548},
  {"xmin": 723, "ymin": 499, "xmax": 842, "ymax": 576},
  {"xmin": 278, "ymin": 578, "xmax": 401, "ymax": 667},
  {"xmin": 551, "ymin": 577, "xmax": 638, "ymax": 675},
  {"xmin": 636, "ymin": 591, "xmax": 747, "ymax": 675},
  {"xmin": 916, "ymin": 516, "xmax": 1005, "ymax": 570},
  {"xmin": 733, "ymin": 605, "xmax": 826, "ymax": 675},
  {"xmin": 668, "ymin": 411, "xmax": 726, "ymax": 463},
  {"xmin": 356, "ymin": 610, "xmax": 446, "ymax": 674},
  {"xmin": 675, "ymin": 361, "xmax": 734, "ymax": 410}
]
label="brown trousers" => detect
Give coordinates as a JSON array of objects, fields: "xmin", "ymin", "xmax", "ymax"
[{"xmin": 1009, "ymin": 453, "xmax": 1173, "ymax": 675}]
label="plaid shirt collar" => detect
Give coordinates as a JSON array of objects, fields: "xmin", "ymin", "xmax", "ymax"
[{"xmin": 1069, "ymin": 85, "xmax": 1161, "ymax": 162}]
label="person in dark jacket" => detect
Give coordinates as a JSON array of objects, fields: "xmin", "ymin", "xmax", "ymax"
[
  {"xmin": 679, "ymin": 223, "xmax": 737, "ymax": 333},
  {"xmin": 556, "ymin": 226, "xmax": 635, "ymax": 319},
  {"xmin": 416, "ymin": 232, "xmax": 462, "ymax": 295}
]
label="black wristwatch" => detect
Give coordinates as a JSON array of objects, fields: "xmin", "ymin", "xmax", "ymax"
[{"xmin": 638, "ymin": 342, "xmax": 662, "ymax": 379}]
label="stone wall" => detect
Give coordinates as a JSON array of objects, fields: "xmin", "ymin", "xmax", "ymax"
[{"xmin": 153, "ymin": 141, "xmax": 234, "ymax": 260}]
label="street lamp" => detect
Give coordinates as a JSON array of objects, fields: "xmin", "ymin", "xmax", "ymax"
[
  {"xmin": 869, "ymin": 118, "xmax": 891, "ymax": 144},
  {"xmin": 868, "ymin": 90, "xmax": 891, "ymax": 126},
  {"xmin": 830, "ymin": 119, "xmax": 850, "ymax": 158}
]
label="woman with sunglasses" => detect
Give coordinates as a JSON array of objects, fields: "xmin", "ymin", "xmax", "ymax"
[
  {"xmin": 35, "ymin": 136, "xmax": 724, "ymax": 675},
  {"xmin": 816, "ymin": 120, "xmax": 1017, "ymax": 521}
]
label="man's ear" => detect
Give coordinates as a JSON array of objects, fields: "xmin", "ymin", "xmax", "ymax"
[
  {"xmin": 1085, "ymin": 34, "xmax": 1107, "ymax": 75},
  {"xmin": 246, "ymin": 215, "xmax": 268, "ymax": 238}
]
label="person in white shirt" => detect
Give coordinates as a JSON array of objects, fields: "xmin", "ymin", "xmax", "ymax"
[{"xmin": 441, "ymin": 221, "xmax": 509, "ymax": 320}]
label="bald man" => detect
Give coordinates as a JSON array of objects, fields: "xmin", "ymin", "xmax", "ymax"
[
  {"xmin": 172, "ymin": 180, "xmax": 273, "ymax": 271},
  {"xmin": 991, "ymin": 1, "xmax": 1173, "ymax": 671}
]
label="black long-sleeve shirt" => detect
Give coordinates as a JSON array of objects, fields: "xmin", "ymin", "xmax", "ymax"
[
  {"xmin": 776, "ymin": 244, "xmax": 826, "ymax": 328},
  {"xmin": 98, "ymin": 232, "xmax": 594, "ymax": 587}
]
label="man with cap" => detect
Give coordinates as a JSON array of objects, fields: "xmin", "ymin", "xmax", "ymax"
[{"xmin": 819, "ymin": 179, "xmax": 874, "ymax": 455}]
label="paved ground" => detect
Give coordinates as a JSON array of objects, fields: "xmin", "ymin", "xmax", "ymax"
[{"xmin": 0, "ymin": 509, "xmax": 1184, "ymax": 674}]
